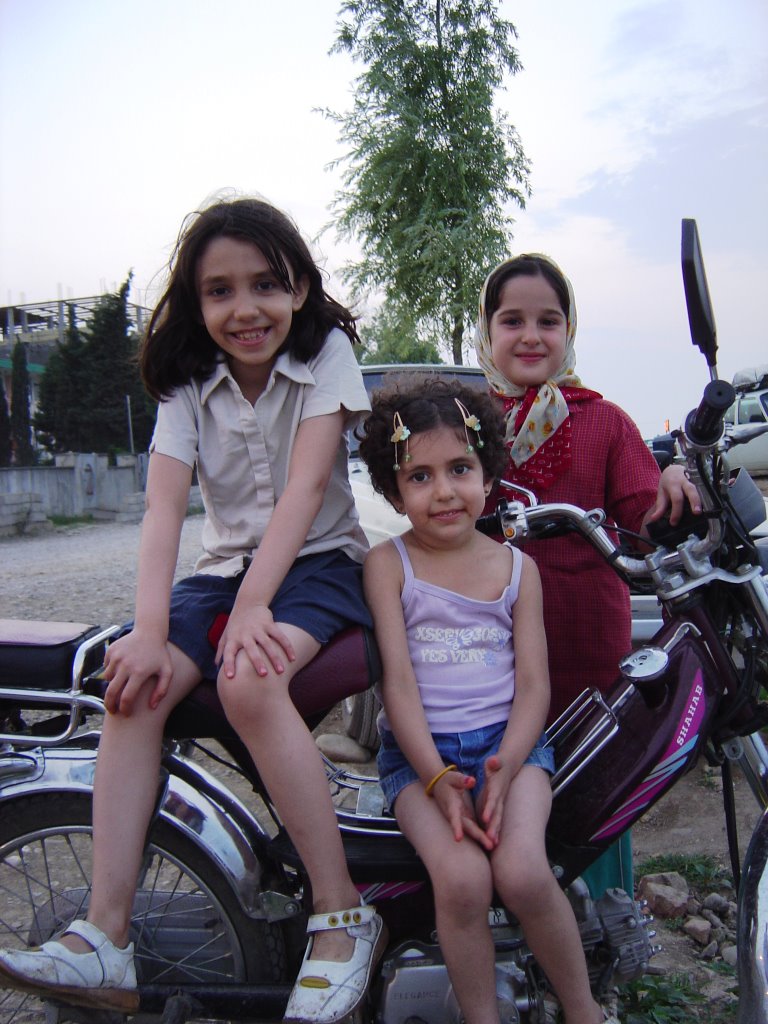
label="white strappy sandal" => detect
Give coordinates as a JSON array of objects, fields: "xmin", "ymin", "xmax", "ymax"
[
  {"xmin": 283, "ymin": 902, "xmax": 387, "ymax": 1023},
  {"xmin": 0, "ymin": 919, "xmax": 138, "ymax": 1013}
]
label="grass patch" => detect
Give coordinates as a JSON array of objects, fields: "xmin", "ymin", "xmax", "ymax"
[
  {"xmin": 622, "ymin": 973, "xmax": 706, "ymax": 1023},
  {"xmin": 48, "ymin": 514, "xmax": 94, "ymax": 527},
  {"xmin": 696, "ymin": 767, "xmax": 720, "ymax": 791},
  {"xmin": 707, "ymin": 959, "xmax": 737, "ymax": 976},
  {"xmin": 635, "ymin": 853, "xmax": 733, "ymax": 892}
]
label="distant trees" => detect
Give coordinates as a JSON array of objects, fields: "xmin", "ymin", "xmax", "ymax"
[
  {"xmin": 357, "ymin": 303, "xmax": 442, "ymax": 364},
  {"xmin": 0, "ymin": 374, "xmax": 11, "ymax": 466},
  {"xmin": 326, "ymin": 0, "xmax": 530, "ymax": 363},
  {"xmin": 35, "ymin": 277, "xmax": 156, "ymax": 455},
  {"xmin": 11, "ymin": 341, "xmax": 35, "ymax": 465},
  {"xmin": 35, "ymin": 305, "xmax": 90, "ymax": 453}
]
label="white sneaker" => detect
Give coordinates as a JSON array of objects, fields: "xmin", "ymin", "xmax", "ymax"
[{"xmin": 0, "ymin": 919, "xmax": 138, "ymax": 1013}]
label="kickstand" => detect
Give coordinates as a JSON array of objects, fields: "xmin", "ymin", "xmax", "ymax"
[
  {"xmin": 161, "ymin": 993, "xmax": 204, "ymax": 1024},
  {"xmin": 721, "ymin": 758, "xmax": 741, "ymax": 890}
]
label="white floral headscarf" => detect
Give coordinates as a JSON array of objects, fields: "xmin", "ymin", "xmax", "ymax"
[{"xmin": 474, "ymin": 253, "xmax": 583, "ymax": 465}]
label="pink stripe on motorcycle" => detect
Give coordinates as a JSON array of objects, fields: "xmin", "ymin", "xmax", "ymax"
[{"xmin": 589, "ymin": 671, "xmax": 706, "ymax": 842}]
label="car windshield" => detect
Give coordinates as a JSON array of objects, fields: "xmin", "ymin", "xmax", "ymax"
[
  {"xmin": 349, "ymin": 364, "xmax": 489, "ymax": 457},
  {"xmin": 738, "ymin": 393, "xmax": 768, "ymax": 424}
]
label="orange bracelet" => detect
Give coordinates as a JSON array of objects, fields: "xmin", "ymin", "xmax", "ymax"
[{"xmin": 424, "ymin": 764, "xmax": 458, "ymax": 797}]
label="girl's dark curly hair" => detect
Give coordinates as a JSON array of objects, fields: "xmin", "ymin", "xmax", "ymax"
[
  {"xmin": 140, "ymin": 197, "xmax": 360, "ymax": 401},
  {"xmin": 358, "ymin": 375, "xmax": 507, "ymax": 506}
]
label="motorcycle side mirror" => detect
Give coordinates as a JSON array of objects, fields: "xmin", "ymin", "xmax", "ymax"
[{"xmin": 681, "ymin": 218, "xmax": 718, "ymax": 374}]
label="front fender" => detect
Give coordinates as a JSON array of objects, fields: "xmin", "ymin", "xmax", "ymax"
[
  {"xmin": 0, "ymin": 742, "xmax": 272, "ymax": 920},
  {"xmin": 738, "ymin": 805, "xmax": 768, "ymax": 1024}
]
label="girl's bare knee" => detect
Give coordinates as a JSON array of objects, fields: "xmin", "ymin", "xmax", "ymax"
[
  {"xmin": 217, "ymin": 666, "xmax": 253, "ymax": 717},
  {"xmin": 435, "ymin": 884, "xmax": 491, "ymax": 924},
  {"xmin": 217, "ymin": 663, "xmax": 285, "ymax": 722},
  {"xmin": 433, "ymin": 857, "xmax": 492, "ymax": 916},
  {"xmin": 494, "ymin": 860, "xmax": 556, "ymax": 912},
  {"xmin": 103, "ymin": 697, "xmax": 167, "ymax": 736}
]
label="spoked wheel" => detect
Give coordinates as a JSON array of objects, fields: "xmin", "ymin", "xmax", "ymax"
[{"xmin": 0, "ymin": 793, "xmax": 286, "ymax": 1023}]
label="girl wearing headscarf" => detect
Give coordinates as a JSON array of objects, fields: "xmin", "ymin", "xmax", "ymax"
[{"xmin": 475, "ymin": 253, "xmax": 699, "ymax": 896}]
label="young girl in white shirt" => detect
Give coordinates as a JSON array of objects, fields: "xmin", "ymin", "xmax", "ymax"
[{"xmin": 0, "ymin": 196, "xmax": 385, "ymax": 1024}]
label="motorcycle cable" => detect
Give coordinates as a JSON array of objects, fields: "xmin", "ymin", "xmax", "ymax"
[{"xmin": 698, "ymin": 448, "xmax": 762, "ymax": 564}]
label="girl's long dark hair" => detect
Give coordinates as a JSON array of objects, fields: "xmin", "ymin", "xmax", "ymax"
[{"xmin": 140, "ymin": 197, "xmax": 359, "ymax": 400}]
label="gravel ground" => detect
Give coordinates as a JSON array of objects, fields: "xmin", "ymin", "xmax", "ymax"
[{"xmin": 0, "ymin": 516, "xmax": 205, "ymax": 626}]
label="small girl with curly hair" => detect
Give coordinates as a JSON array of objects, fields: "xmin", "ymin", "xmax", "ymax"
[{"xmin": 358, "ymin": 376, "xmax": 604, "ymax": 1024}]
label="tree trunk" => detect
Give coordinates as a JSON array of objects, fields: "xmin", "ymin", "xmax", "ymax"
[{"xmin": 451, "ymin": 315, "xmax": 464, "ymax": 365}]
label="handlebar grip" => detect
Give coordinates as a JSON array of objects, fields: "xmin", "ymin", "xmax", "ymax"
[
  {"xmin": 475, "ymin": 513, "xmax": 501, "ymax": 536},
  {"xmin": 685, "ymin": 379, "xmax": 735, "ymax": 447}
]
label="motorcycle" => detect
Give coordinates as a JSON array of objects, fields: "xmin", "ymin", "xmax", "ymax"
[{"xmin": 0, "ymin": 218, "xmax": 767, "ymax": 1024}]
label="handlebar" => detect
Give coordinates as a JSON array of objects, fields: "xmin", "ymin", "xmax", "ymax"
[
  {"xmin": 477, "ymin": 499, "xmax": 650, "ymax": 581},
  {"xmin": 477, "ymin": 376, "xmax": 742, "ymax": 585},
  {"xmin": 685, "ymin": 379, "xmax": 736, "ymax": 447}
]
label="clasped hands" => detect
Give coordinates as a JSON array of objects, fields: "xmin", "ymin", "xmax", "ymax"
[{"xmin": 430, "ymin": 754, "xmax": 512, "ymax": 852}]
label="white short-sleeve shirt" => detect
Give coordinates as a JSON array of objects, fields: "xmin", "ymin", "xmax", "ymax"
[{"xmin": 150, "ymin": 328, "xmax": 370, "ymax": 576}]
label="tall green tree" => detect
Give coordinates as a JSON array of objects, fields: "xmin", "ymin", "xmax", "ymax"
[
  {"xmin": 11, "ymin": 341, "xmax": 35, "ymax": 465},
  {"xmin": 327, "ymin": 0, "xmax": 530, "ymax": 364},
  {"xmin": 358, "ymin": 302, "xmax": 442, "ymax": 364},
  {"xmin": 83, "ymin": 277, "xmax": 140, "ymax": 452},
  {"xmin": 0, "ymin": 374, "xmax": 11, "ymax": 467},
  {"xmin": 35, "ymin": 278, "xmax": 156, "ymax": 455},
  {"xmin": 35, "ymin": 305, "xmax": 90, "ymax": 452}
]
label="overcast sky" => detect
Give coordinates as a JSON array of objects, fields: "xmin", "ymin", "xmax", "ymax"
[{"xmin": 1, "ymin": 0, "xmax": 765, "ymax": 436}]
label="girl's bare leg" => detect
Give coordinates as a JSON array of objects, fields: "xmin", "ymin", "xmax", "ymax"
[
  {"xmin": 217, "ymin": 624, "xmax": 360, "ymax": 962},
  {"xmin": 491, "ymin": 767, "xmax": 602, "ymax": 1024},
  {"xmin": 395, "ymin": 783, "xmax": 501, "ymax": 1024},
  {"xmin": 58, "ymin": 645, "xmax": 204, "ymax": 954}
]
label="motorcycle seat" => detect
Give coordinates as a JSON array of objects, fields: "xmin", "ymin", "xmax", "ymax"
[{"xmin": 0, "ymin": 619, "xmax": 104, "ymax": 690}]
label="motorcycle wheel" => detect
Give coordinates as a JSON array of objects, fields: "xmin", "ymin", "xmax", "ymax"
[
  {"xmin": 342, "ymin": 689, "xmax": 381, "ymax": 752},
  {"xmin": 0, "ymin": 792, "xmax": 286, "ymax": 1024}
]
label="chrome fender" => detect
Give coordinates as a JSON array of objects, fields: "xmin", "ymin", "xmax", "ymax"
[
  {"xmin": 0, "ymin": 742, "xmax": 271, "ymax": 920},
  {"xmin": 738, "ymin": 805, "xmax": 768, "ymax": 1024}
]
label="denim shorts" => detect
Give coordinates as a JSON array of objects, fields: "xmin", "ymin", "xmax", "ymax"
[
  {"xmin": 158, "ymin": 550, "xmax": 371, "ymax": 681},
  {"xmin": 377, "ymin": 720, "xmax": 555, "ymax": 812}
]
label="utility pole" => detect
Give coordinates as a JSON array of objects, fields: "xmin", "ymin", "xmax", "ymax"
[{"xmin": 126, "ymin": 394, "xmax": 135, "ymax": 454}]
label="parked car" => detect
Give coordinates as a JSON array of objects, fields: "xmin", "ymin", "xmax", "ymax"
[
  {"xmin": 644, "ymin": 433, "xmax": 676, "ymax": 471},
  {"xmin": 724, "ymin": 364, "xmax": 768, "ymax": 475},
  {"xmin": 345, "ymin": 363, "xmax": 669, "ymax": 749}
]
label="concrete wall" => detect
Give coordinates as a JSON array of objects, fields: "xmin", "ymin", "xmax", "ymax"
[
  {"xmin": 0, "ymin": 454, "xmax": 146, "ymax": 518},
  {"xmin": 0, "ymin": 493, "xmax": 52, "ymax": 537}
]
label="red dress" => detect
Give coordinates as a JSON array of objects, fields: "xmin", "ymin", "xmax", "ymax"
[{"xmin": 491, "ymin": 396, "xmax": 660, "ymax": 724}]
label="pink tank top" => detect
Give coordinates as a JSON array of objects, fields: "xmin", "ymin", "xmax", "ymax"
[{"xmin": 377, "ymin": 536, "xmax": 523, "ymax": 733}]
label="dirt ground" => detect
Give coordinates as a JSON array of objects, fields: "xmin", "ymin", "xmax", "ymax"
[{"xmin": 1, "ymin": 515, "xmax": 761, "ymax": 1019}]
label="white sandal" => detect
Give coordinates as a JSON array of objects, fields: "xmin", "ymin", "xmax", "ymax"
[
  {"xmin": 0, "ymin": 919, "xmax": 138, "ymax": 1013},
  {"xmin": 283, "ymin": 903, "xmax": 388, "ymax": 1023}
]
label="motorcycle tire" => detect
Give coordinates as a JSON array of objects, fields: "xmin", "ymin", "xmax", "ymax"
[
  {"xmin": 0, "ymin": 792, "xmax": 286, "ymax": 1023},
  {"xmin": 342, "ymin": 689, "xmax": 381, "ymax": 752}
]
